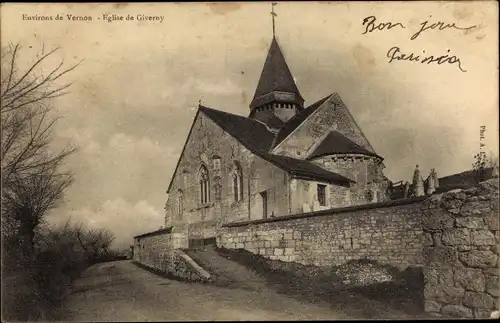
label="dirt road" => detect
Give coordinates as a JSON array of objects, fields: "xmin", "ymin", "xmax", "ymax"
[{"xmin": 61, "ymin": 260, "xmax": 353, "ymax": 321}]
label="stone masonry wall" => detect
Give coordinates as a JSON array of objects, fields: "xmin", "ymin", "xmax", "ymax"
[
  {"xmin": 309, "ymin": 155, "xmax": 391, "ymax": 206},
  {"xmin": 273, "ymin": 93, "xmax": 375, "ymax": 159},
  {"xmin": 217, "ymin": 198, "xmax": 426, "ymax": 269},
  {"xmin": 165, "ymin": 110, "xmax": 291, "ymax": 242},
  {"xmin": 133, "ymin": 232, "xmax": 209, "ymax": 282},
  {"xmin": 422, "ymin": 179, "xmax": 499, "ymax": 319},
  {"xmin": 133, "ymin": 232, "xmax": 174, "ymax": 271}
]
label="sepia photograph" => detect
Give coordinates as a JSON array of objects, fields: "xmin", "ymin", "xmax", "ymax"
[{"xmin": 1, "ymin": 1, "xmax": 499, "ymax": 321}]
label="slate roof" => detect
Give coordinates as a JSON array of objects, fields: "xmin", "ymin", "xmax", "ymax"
[
  {"xmin": 200, "ymin": 106, "xmax": 275, "ymax": 153},
  {"xmin": 307, "ymin": 131, "xmax": 382, "ymax": 160},
  {"xmin": 199, "ymin": 105, "xmax": 353, "ymax": 186},
  {"xmin": 273, "ymin": 93, "xmax": 333, "ymax": 146},
  {"xmin": 251, "ymin": 37, "xmax": 303, "ymax": 103},
  {"xmin": 264, "ymin": 114, "xmax": 285, "ymax": 130}
]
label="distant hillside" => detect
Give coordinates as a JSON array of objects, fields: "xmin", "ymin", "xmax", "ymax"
[
  {"xmin": 390, "ymin": 167, "xmax": 497, "ymax": 200},
  {"xmin": 437, "ymin": 167, "xmax": 495, "ymax": 192}
]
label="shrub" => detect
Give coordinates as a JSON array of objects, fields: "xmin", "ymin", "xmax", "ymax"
[{"xmin": 1, "ymin": 221, "xmax": 116, "ymax": 321}]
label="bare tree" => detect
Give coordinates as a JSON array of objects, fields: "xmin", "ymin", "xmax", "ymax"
[
  {"xmin": 2, "ymin": 164, "xmax": 73, "ymax": 255},
  {"xmin": 84, "ymin": 228, "xmax": 116, "ymax": 262},
  {"xmin": 472, "ymin": 152, "xmax": 487, "ymax": 183},
  {"xmin": 472, "ymin": 151, "xmax": 499, "ymax": 183},
  {"xmin": 1, "ymin": 42, "xmax": 80, "ymax": 258}
]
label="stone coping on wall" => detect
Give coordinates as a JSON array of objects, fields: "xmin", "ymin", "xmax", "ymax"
[
  {"xmin": 223, "ymin": 196, "xmax": 429, "ymax": 228},
  {"xmin": 177, "ymin": 249, "xmax": 211, "ymax": 280},
  {"xmin": 133, "ymin": 226, "xmax": 173, "ymax": 239}
]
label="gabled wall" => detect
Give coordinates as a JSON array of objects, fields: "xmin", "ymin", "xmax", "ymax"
[
  {"xmin": 272, "ymin": 93, "xmax": 375, "ymax": 159},
  {"xmin": 164, "ymin": 111, "xmax": 292, "ymax": 244}
]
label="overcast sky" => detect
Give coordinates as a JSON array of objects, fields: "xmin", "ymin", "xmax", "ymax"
[{"xmin": 1, "ymin": 2, "xmax": 498, "ymax": 248}]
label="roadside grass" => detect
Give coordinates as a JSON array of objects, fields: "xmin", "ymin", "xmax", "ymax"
[
  {"xmin": 2, "ymin": 248, "xmax": 126, "ymax": 321},
  {"xmin": 215, "ymin": 247, "xmax": 427, "ymax": 319}
]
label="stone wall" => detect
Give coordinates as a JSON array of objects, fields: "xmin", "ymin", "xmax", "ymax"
[
  {"xmin": 133, "ymin": 179, "xmax": 498, "ymax": 319},
  {"xmin": 272, "ymin": 93, "xmax": 375, "ymax": 159},
  {"xmin": 309, "ymin": 155, "xmax": 390, "ymax": 206},
  {"xmin": 165, "ymin": 111, "xmax": 292, "ymax": 242},
  {"xmin": 217, "ymin": 197, "xmax": 427, "ymax": 269},
  {"xmin": 164, "ymin": 104, "xmax": 395, "ymax": 247},
  {"xmin": 422, "ymin": 179, "xmax": 499, "ymax": 319},
  {"xmin": 133, "ymin": 230, "xmax": 210, "ymax": 282},
  {"xmin": 133, "ymin": 229, "xmax": 174, "ymax": 270}
]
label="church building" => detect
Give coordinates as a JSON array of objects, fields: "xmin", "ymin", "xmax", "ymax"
[{"xmin": 164, "ymin": 32, "xmax": 391, "ymax": 246}]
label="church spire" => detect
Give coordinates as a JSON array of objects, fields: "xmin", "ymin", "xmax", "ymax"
[
  {"xmin": 248, "ymin": 4, "xmax": 304, "ymax": 125},
  {"xmin": 251, "ymin": 37, "xmax": 302, "ymax": 104}
]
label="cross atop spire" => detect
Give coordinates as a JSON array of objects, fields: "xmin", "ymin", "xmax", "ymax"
[
  {"xmin": 271, "ymin": 2, "xmax": 277, "ymax": 38},
  {"xmin": 248, "ymin": 3, "xmax": 304, "ymax": 124}
]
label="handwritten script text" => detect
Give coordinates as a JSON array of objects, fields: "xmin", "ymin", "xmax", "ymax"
[
  {"xmin": 361, "ymin": 15, "xmax": 476, "ymax": 40},
  {"xmin": 362, "ymin": 16, "xmax": 475, "ymax": 72},
  {"xmin": 387, "ymin": 47, "xmax": 466, "ymax": 72}
]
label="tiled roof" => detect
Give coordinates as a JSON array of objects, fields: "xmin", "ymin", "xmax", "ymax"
[
  {"xmin": 266, "ymin": 154, "xmax": 353, "ymax": 184},
  {"xmin": 199, "ymin": 105, "xmax": 353, "ymax": 186},
  {"xmin": 200, "ymin": 106, "xmax": 275, "ymax": 152},
  {"xmin": 307, "ymin": 131, "xmax": 382, "ymax": 160},
  {"xmin": 266, "ymin": 114, "xmax": 285, "ymax": 130}
]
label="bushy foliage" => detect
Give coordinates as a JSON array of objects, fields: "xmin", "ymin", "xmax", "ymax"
[
  {"xmin": 0, "ymin": 43, "xmax": 119, "ymax": 321},
  {"xmin": 2, "ymin": 220, "xmax": 117, "ymax": 321}
]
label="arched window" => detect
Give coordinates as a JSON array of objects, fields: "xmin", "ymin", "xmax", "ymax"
[
  {"xmin": 214, "ymin": 176, "xmax": 222, "ymax": 202},
  {"xmin": 177, "ymin": 189, "xmax": 184, "ymax": 216},
  {"xmin": 232, "ymin": 173, "xmax": 239, "ymax": 201},
  {"xmin": 230, "ymin": 161, "xmax": 243, "ymax": 202},
  {"xmin": 199, "ymin": 165, "xmax": 210, "ymax": 204}
]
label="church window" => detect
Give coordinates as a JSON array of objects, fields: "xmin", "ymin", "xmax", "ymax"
[
  {"xmin": 317, "ymin": 184, "xmax": 326, "ymax": 206},
  {"xmin": 199, "ymin": 165, "xmax": 210, "ymax": 204},
  {"xmin": 233, "ymin": 174, "xmax": 239, "ymax": 201},
  {"xmin": 214, "ymin": 176, "xmax": 222, "ymax": 202},
  {"xmin": 177, "ymin": 189, "xmax": 184, "ymax": 216},
  {"xmin": 231, "ymin": 161, "xmax": 243, "ymax": 202}
]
